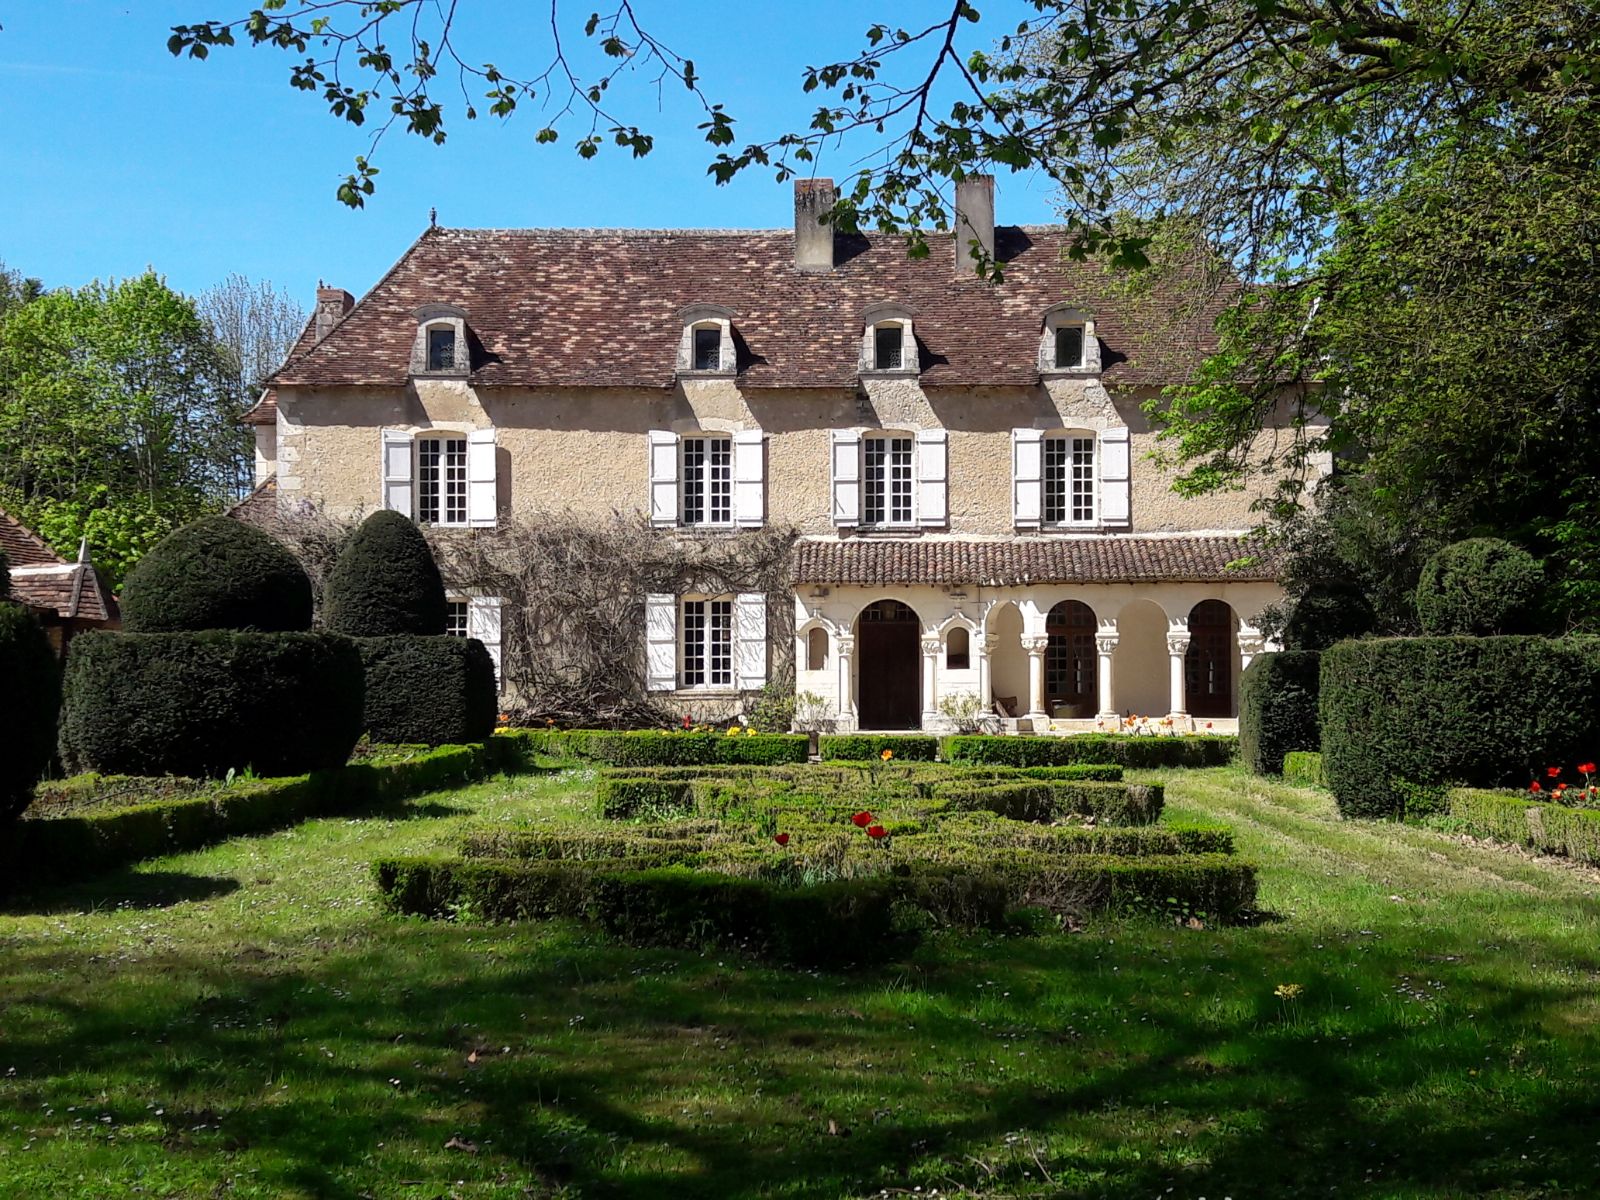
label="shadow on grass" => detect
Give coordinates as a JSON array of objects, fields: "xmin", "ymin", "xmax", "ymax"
[{"xmin": 0, "ymin": 870, "xmax": 242, "ymax": 916}]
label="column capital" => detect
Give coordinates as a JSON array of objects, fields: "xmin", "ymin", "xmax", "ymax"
[
  {"xmin": 1238, "ymin": 634, "xmax": 1267, "ymax": 656},
  {"xmin": 836, "ymin": 634, "xmax": 855, "ymax": 657},
  {"xmin": 1166, "ymin": 633, "xmax": 1192, "ymax": 655},
  {"xmin": 980, "ymin": 634, "xmax": 999, "ymax": 654},
  {"xmin": 1022, "ymin": 635, "xmax": 1050, "ymax": 655},
  {"xmin": 920, "ymin": 635, "xmax": 943, "ymax": 656},
  {"xmin": 1095, "ymin": 634, "xmax": 1120, "ymax": 656}
]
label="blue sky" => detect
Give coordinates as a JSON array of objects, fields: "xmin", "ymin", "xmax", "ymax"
[{"xmin": 2, "ymin": 1, "xmax": 1063, "ymax": 307}]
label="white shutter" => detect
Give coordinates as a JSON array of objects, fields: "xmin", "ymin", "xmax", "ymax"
[
  {"xmin": 831, "ymin": 430, "xmax": 861, "ymax": 526},
  {"xmin": 735, "ymin": 592, "xmax": 768, "ymax": 690},
  {"xmin": 916, "ymin": 428, "xmax": 948, "ymax": 527},
  {"xmin": 467, "ymin": 427, "xmax": 497, "ymax": 528},
  {"xmin": 648, "ymin": 431, "xmax": 679, "ymax": 527},
  {"xmin": 645, "ymin": 593, "xmax": 678, "ymax": 692},
  {"xmin": 733, "ymin": 429, "xmax": 765, "ymax": 527},
  {"xmin": 467, "ymin": 595, "xmax": 503, "ymax": 686},
  {"xmin": 1100, "ymin": 425, "xmax": 1131, "ymax": 526},
  {"xmin": 1012, "ymin": 427, "xmax": 1043, "ymax": 528},
  {"xmin": 381, "ymin": 429, "xmax": 414, "ymax": 516}
]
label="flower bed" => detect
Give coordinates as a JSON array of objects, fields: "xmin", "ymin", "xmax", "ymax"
[{"xmin": 1447, "ymin": 788, "xmax": 1600, "ymax": 866}]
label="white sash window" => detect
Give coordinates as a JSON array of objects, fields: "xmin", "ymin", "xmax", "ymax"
[
  {"xmin": 1043, "ymin": 434, "xmax": 1097, "ymax": 525},
  {"xmin": 681, "ymin": 597, "xmax": 734, "ymax": 688},
  {"xmin": 862, "ymin": 434, "xmax": 915, "ymax": 527},
  {"xmin": 681, "ymin": 436, "xmax": 733, "ymax": 527},
  {"xmin": 417, "ymin": 436, "xmax": 468, "ymax": 526}
]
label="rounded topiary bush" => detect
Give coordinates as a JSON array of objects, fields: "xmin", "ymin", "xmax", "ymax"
[
  {"xmin": 0, "ymin": 603, "xmax": 62, "ymax": 819},
  {"xmin": 1415, "ymin": 538, "xmax": 1543, "ymax": 636},
  {"xmin": 59, "ymin": 630, "xmax": 363, "ymax": 778},
  {"xmin": 323, "ymin": 511, "xmax": 446, "ymax": 636},
  {"xmin": 357, "ymin": 636, "xmax": 497, "ymax": 745},
  {"xmin": 1284, "ymin": 583, "xmax": 1375, "ymax": 651},
  {"xmin": 1238, "ymin": 650, "xmax": 1320, "ymax": 776},
  {"xmin": 121, "ymin": 516, "xmax": 313, "ymax": 633}
]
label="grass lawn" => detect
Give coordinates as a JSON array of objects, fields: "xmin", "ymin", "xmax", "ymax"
[{"xmin": 2, "ymin": 765, "xmax": 1598, "ymax": 1199}]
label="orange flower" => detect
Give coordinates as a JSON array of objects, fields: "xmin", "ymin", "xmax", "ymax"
[{"xmin": 880, "ymin": 748, "xmax": 894, "ymax": 762}]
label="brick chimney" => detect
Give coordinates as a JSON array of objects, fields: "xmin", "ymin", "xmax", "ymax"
[
  {"xmin": 953, "ymin": 175, "xmax": 995, "ymax": 276},
  {"xmin": 314, "ymin": 283, "xmax": 355, "ymax": 342},
  {"xmin": 794, "ymin": 178, "xmax": 838, "ymax": 273}
]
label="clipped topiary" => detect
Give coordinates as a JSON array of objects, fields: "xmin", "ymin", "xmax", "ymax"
[
  {"xmin": 1415, "ymin": 538, "xmax": 1543, "ymax": 636},
  {"xmin": 356, "ymin": 636, "xmax": 497, "ymax": 745},
  {"xmin": 1283, "ymin": 582, "xmax": 1375, "ymax": 651},
  {"xmin": 0, "ymin": 603, "xmax": 62, "ymax": 820},
  {"xmin": 121, "ymin": 516, "xmax": 313, "ymax": 633},
  {"xmin": 59, "ymin": 630, "xmax": 364, "ymax": 778},
  {"xmin": 1238, "ymin": 651, "xmax": 1320, "ymax": 775},
  {"xmin": 323, "ymin": 511, "xmax": 447, "ymax": 636}
]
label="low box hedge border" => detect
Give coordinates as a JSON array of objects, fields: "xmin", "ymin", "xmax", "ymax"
[
  {"xmin": 933, "ymin": 780, "xmax": 1164, "ymax": 825},
  {"xmin": 497, "ymin": 728, "xmax": 809, "ymax": 766},
  {"xmin": 1282, "ymin": 751, "xmax": 1327, "ymax": 788},
  {"xmin": 4, "ymin": 743, "xmax": 513, "ymax": 892},
  {"xmin": 943, "ymin": 734, "xmax": 1235, "ymax": 769},
  {"xmin": 818, "ymin": 734, "xmax": 940, "ymax": 761},
  {"xmin": 1447, "ymin": 789, "xmax": 1600, "ymax": 866}
]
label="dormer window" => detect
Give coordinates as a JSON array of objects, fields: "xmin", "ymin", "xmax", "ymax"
[
  {"xmin": 411, "ymin": 303, "xmax": 470, "ymax": 377},
  {"xmin": 860, "ymin": 303, "xmax": 918, "ymax": 376},
  {"xmin": 1039, "ymin": 305, "xmax": 1100, "ymax": 375},
  {"xmin": 677, "ymin": 304, "xmax": 736, "ymax": 376}
]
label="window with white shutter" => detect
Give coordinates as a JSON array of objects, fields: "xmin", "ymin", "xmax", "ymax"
[
  {"xmin": 915, "ymin": 429, "xmax": 947, "ymax": 527},
  {"xmin": 1042, "ymin": 432, "xmax": 1096, "ymax": 526},
  {"xmin": 735, "ymin": 592, "xmax": 768, "ymax": 690},
  {"xmin": 681, "ymin": 435, "xmax": 732, "ymax": 527},
  {"xmin": 1012, "ymin": 427, "xmax": 1043, "ymax": 528},
  {"xmin": 680, "ymin": 596, "xmax": 734, "ymax": 688},
  {"xmin": 645, "ymin": 593, "xmax": 677, "ymax": 691},
  {"xmin": 467, "ymin": 428, "xmax": 497, "ymax": 528},
  {"xmin": 831, "ymin": 430, "xmax": 861, "ymax": 526},
  {"xmin": 733, "ymin": 429, "xmax": 765, "ymax": 527},
  {"xmin": 417, "ymin": 435, "xmax": 468, "ymax": 526},
  {"xmin": 466, "ymin": 595, "xmax": 503, "ymax": 687},
  {"xmin": 648, "ymin": 430, "xmax": 679, "ymax": 527},
  {"xmin": 862, "ymin": 434, "xmax": 915, "ymax": 527},
  {"xmin": 1099, "ymin": 426, "xmax": 1131, "ymax": 527}
]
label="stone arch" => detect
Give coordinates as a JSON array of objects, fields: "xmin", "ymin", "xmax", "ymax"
[
  {"xmin": 853, "ymin": 598, "xmax": 922, "ymax": 729},
  {"xmin": 1114, "ymin": 598, "xmax": 1169, "ymax": 718},
  {"xmin": 985, "ymin": 600, "xmax": 1028, "ymax": 719},
  {"xmin": 1045, "ymin": 599, "xmax": 1098, "ymax": 719},
  {"xmin": 1186, "ymin": 598, "xmax": 1238, "ymax": 718}
]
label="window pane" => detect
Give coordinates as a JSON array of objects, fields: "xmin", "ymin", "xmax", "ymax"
[
  {"xmin": 889, "ymin": 436, "xmax": 913, "ymax": 523},
  {"xmin": 444, "ymin": 601, "xmax": 468, "ymax": 638},
  {"xmin": 709, "ymin": 599, "xmax": 733, "ymax": 686},
  {"xmin": 1042, "ymin": 436, "xmax": 1067, "ymax": 523},
  {"xmin": 1054, "ymin": 326, "xmax": 1084, "ymax": 368},
  {"xmin": 874, "ymin": 325, "xmax": 904, "ymax": 370},
  {"xmin": 681, "ymin": 437, "xmax": 732, "ymax": 526},
  {"xmin": 681, "ymin": 438, "xmax": 705, "ymax": 525},
  {"xmin": 1071, "ymin": 436, "xmax": 1095, "ymax": 522},
  {"xmin": 428, "ymin": 327, "xmax": 457, "ymax": 371},
  {"xmin": 863, "ymin": 437, "xmax": 886, "ymax": 524},
  {"xmin": 418, "ymin": 438, "xmax": 441, "ymax": 524},
  {"xmin": 708, "ymin": 437, "xmax": 732, "ymax": 524},
  {"xmin": 693, "ymin": 326, "xmax": 721, "ymax": 371},
  {"xmin": 682, "ymin": 600, "xmax": 705, "ymax": 687}
]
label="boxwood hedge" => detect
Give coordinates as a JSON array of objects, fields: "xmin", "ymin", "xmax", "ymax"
[
  {"xmin": 1320, "ymin": 636, "xmax": 1600, "ymax": 818},
  {"xmin": 323, "ymin": 511, "xmax": 448, "ymax": 636},
  {"xmin": 120, "ymin": 516, "xmax": 313, "ymax": 633},
  {"xmin": 60, "ymin": 630, "xmax": 365, "ymax": 779},
  {"xmin": 1446, "ymin": 789, "xmax": 1600, "ymax": 865},
  {"xmin": 933, "ymin": 780, "xmax": 1164, "ymax": 825},
  {"xmin": 943, "ymin": 733, "xmax": 1235, "ymax": 769},
  {"xmin": 356, "ymin": 635, "xmax": 497, "ymax": 746},
  {"xmin": 499, "ymin": 728, "xmax": 808, "ymax": 766},
  {"xmin": 818, "ymin": 734, "xmax": 940, "ymax": 761},
  {"xmin": 1238, "ymin": 651, "xmax": 1321, "ymax": 776},
  {"xmin": 0, "ymin": 602, "xmax": 61, "ymax": 821}
]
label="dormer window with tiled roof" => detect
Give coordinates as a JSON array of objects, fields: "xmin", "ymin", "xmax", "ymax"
[
  {"xmin": 676, "ymin": 304, "xmax": 736, "ymax": 377},
  {"xmin": 860, "ymin": 304, "xmax": 918, "ymax": 377},
  {"xmin": 1039, "ymin": 304, "xmax": 1100, "ymax": 375},
  {"xmin": 410, "ymin": 303, "xmax": 470, "ymax": 377}
]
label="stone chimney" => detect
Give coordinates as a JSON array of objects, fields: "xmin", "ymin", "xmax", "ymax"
[
  {"xmin": 953, "ymin": 175, "xmax": 995, "ymax": 276},
  {"xmin": 314, "ymin": 284, "xmax": 355, "ymax": 342},
  {"xmin": 794, "ymin": 178, "xmax": 838, "ymax": 273}
]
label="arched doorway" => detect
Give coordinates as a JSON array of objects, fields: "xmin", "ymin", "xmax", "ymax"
[
  {"xmin": 1045, "ymin": 600, "xmax": 1097, "ymax": 718},
  {"xmin": 1185, "ymin": 600, "xmax": 1236, "ymax": 718},
  {"xmin": 856, "ymin": 599, "xmax": 921, "ymax": 729}
]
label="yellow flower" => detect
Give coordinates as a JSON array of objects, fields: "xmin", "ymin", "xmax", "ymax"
[
  {"xmin": 880, "ymin": 748, "xmax": 894, "ymax": 761},
  {"xmin": 727, "ymin": 725, "xmax": 741, "ymax": 737},
  {"xmin": 746, "ymin": 727, "xmax": 757, "ymax": 736},
  {"xmin": 1274, "ymin": 983, "xmax": 1304, "ymax": 1000}
]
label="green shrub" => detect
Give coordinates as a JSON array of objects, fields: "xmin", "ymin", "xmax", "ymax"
[
  {"xmin": 595, "ymin": 776, "xmax": 695, "ymax": 820},
  {"xmin": 356, "ymin": 635, "xmax": 497, "ymax": 745},
  {"xmin": 943, "ymin": 734, "xmax": 1235, "ymax": 769},
  {"xmin": 0, "ymin": 603, "xmax": 61, "ymax": 820},
  {"xmin": 1282, "ymin": 751, "xmax": 1327, "ymax": 788},
  {"xmin": 819, "ymin": 734, "xmax": 940, "ymax": 762},
  {"xmin": 1447, "ymin": 789, "xmax": 1600, "ymax": 866},
  {"xmin": 1415, "ymin": 538, "xmax": 1543, "ymax": 636},
  {"xmin": 934, "ymin": 780, "xmax": 1164, "ymax": 824},
  {"xmin": 121, "ymin": 516, "xmax": 312, "ymax": 633},
  {"xmin": 59, "ymin": 630, "xmax": 365, "ymax": 778},
  {"xmin": 1011, "ymin": 764, "xmax": 1124, "ymax": 782},
  {"xmin": 533, "ymin": 730, "xmax": 809, "ymax": 766},
  {"xmin": 323, "ymin": 511, "xmax": 447, "ymax": 636},
  {"xmin": 1320, "ymin": 636, "xmax": 1600, "ymax": 818},
  {"xmin": 1283, "ymin": 583, "xmax": 1376, "ymax": 651},
  {"xmin": 1239, "ymin": 651, "xmax": 1321, "ymax": 775}
]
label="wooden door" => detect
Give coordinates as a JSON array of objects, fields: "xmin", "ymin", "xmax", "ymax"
[{"xmin": 857, "ymin": 600, "xmax": 920, "ymax": 729}]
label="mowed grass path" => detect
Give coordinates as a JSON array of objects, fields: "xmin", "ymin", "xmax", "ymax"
[{"xmin": 2, "ymin": 766, "xmax": 1598, "ymax": 1199}]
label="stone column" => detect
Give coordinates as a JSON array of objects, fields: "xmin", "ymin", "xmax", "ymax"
[
  {"xmin": 920, "ymin": 635, "xmax": 942, "ymax": 730},
  {"xmin": 836, "ymin": 633, "xmax": 857, "ymax": 732},
  {"xmin": 1166, "ymin": 631, "xmax": 1191, "ymax": 720},
  {"xmin": 1096, "ymin": 632, "xmax": 1119, "ymax": 722},
  {"xmin": 1238, "ymin": 631, "xmax": 1266, "ymax": 675},
  {"xmin": 1023, "ymin": 634, "xmax": 1050, "ymax": 724},
  {"xmin": 977, "ymin": 634, "xmax": 997, "ymax": 716}
]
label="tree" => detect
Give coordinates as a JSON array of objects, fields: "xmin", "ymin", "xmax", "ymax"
[
  {"xmin": 198, "ymin": 272, "xmax": 307, "ymax": 404},
  {"xmin": 0, "ymin": 273, "xmax": 252, "ymax": 586},
  {"xmin": 0, "ymin": 261, "xmax": 44, "ymax": 321}
]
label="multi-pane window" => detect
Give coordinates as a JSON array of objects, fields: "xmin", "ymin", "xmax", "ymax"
[
  {"xmin": 1053, "ymin": 325, "xmax": 1084, "ymax": 369},
  {"xmin": 874, "ymin": 325, "xmax": 904, "ymax": 370},
  {"xmin": 427, "ymin": 327, "xmax": 457, "ymax": 371},
  {"xmin": 681, "ymin": 597, "xmax": 733, "ymax": 688},
  {"xmin": 681, "ymin": 436, "xmax": 733, "ymax": 526},
  {"xmin": 1042, "ymin": 434, "xmax": 1096, "ymax": 525},
  {"xmin": 862, "ymin": 435, "xmax": 914, "ymax": 525},
  {"xmin": 692, "ymin": 326, "xmax": 721, "ymax": 371},
  {"xmin": 444, "ymin": 600, "xmax": 469, "ymax": 638},
  {"xmin": 417, "ymin": 436, "xmax": 468, "ymax": 525}
]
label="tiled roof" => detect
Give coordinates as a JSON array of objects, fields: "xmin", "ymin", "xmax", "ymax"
[
  {"xmin": 792, "ymin": 536, "xmax": 1277, "ymax": 587},
  {"xmin": 228, "ymin": 476, "xmax": 278, "ymax": 526},
  {"xmin": 1, "ymin": 505, "xmax": 118, "ymax": 623},
  {"xmin": 0, "ymin": 508, "xmax": 61, "ymax": 567},
  {"xmin": 241, "ymin": 387, "xmax": 277, "ymax": 425},
  {"xmin": 272, "ymin": 225, "xmax": 1234, "ymax": 391}
]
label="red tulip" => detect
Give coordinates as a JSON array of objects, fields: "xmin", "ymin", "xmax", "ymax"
[
  {"xmin": 1580, "ymin": 762, "xmax": 1596, "ymax": 775},
  {"xmin": 1547, "ymin": 766, "xmax": 1563, "ymax": 778},
  {"xmin": 867, "ymin": 825, "xmax": 888, "ymax": 840},
  {"xmin": 1530, "ymin": 781, "xmax": 1543, "ymax": 793},
  {"xmin": 774, "ymin": 833, "xmax": 790, "ymax": 847},
  {"xmin": 851, "ymin": 811, "xmax": 873, "ymax": 828}
]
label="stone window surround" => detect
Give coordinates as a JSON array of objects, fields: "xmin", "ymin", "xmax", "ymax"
[
  {"xmin": 675, "ymin": 304, "xmax": 737, "ymax": 377},
  {"xmin": 859, "ymin": 429, "xmax": 919, "ymax": 529},
  {"xmin": 1041, "ymin": 428, "xmax": 1100, "ymax": 529},
  {"xmin": 859, "ymin": 303, "xmax": 919, "ymax": 377},
  {"xmin": 410, "ymin": 303, "xmax": 470, "ymax": 377},
  {"xmin": 679, "ymin": 593, "xmax": 737, "ymax": 691},
  {"xmin": 1038, "ymin": 304, "xmax": 1100, "ymax": 376}
]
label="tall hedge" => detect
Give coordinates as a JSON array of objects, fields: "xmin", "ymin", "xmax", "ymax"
[
  {"xmin": 121, "ymin": 516, "xmax": 313, "ymax": 633},
  {"xmin": 1283, "ymin": 584, "xmax": 1375, "ymax": 651},
  {"xmin": 1415, "ymin": 538, "xmax": 1543, "ymax": 636},
  {"xmin": 60, "ymin": 630, "xmax": 364, "ymax": 778},
  {"xmin": 0, "ymin": 603, "xmax": 61, "ymax": 820},
  {"xmin": 1320, "ymin": 636, "xmax": 1600, "ymax": 818},
  {"xmin": 323, "ymin": 511, "xmax": 447, "ymax": 636},
  {"xmin": 357, "ymin": 636, "xmax": 498, "ymax": 745},
  {"xmin": 1238, "ymin": 651, "xmax": 1321, "ymax": 776}
]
